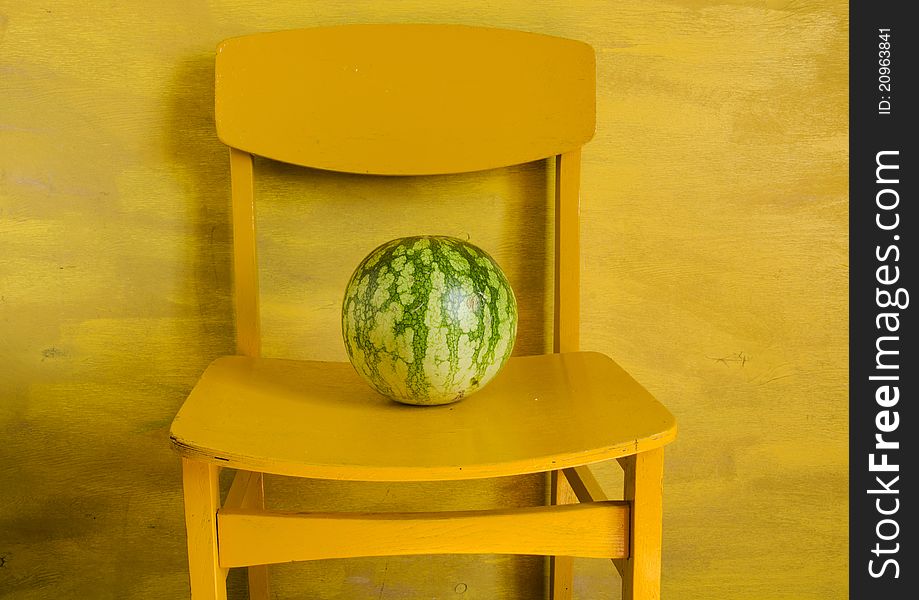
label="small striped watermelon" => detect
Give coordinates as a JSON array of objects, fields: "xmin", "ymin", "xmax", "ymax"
[{"xmin": 342, "ymin": 235, "xmax": 517, "ymax": 406}]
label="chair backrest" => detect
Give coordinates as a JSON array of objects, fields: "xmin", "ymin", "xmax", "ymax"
[{"xmin": 214, "ymin": 24, "xmax": 596, "ymax": 358}]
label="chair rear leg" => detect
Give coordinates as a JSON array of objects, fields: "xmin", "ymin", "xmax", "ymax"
[
  {"xmin": 549, "ymin": 470, "xmax": 577, "ymax": 600},
  {"xmin": 245, "ymin": 473, "xmax": 270, "ymax": 600}
]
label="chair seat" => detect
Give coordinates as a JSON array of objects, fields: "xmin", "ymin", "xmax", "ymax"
[{"xmin": 170, "ymin": 351, "xmax": 676, "ymax": 481}]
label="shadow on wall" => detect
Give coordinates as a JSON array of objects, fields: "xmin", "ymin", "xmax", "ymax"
[{"xmin": 165, "ymin": 52, "xmax": 236, "ymax": 359}]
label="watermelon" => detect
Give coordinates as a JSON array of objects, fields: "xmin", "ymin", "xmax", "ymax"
[{"xmin": 342, "ymin": 235, "xmax": 517, "ymax": 406}]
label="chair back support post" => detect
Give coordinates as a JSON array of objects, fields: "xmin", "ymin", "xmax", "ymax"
[
  {"xmin": 554, "ymin": 149, "xmax": 581, "ymax": 354},
  {"xmin": 229, "ymin": 147, "xmax": 261, "ymax": 357}
]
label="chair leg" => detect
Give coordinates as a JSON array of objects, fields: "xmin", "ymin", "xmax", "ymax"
[
  {"xmin": 549, "ymin": 470, "xmax": 577, "ymax": 600},
  {"xmin": 181, "ymin": 458, "xmax": 228, "ymax": 600},
  {"xmin": 618, "ymin": 448, "xmax": 665, "ymax": 600},
  {"xmin": 245, "ymin": 473, "xmax": 270, "ymax": 600}
]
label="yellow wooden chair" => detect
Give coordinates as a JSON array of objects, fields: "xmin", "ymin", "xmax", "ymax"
[{"xmin": 170, "ymin": 24, "xmax": 677, "ymax": 600}]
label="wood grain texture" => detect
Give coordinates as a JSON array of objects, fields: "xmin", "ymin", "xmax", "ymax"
[{"xmin": 0, "ymin": 1, "xmax": 846, "ymax": 599}]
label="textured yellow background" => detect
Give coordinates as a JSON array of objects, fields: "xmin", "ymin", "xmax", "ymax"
[{"xmin": 0, "ymin": 1, "xmax": 847, "ymax": 598}]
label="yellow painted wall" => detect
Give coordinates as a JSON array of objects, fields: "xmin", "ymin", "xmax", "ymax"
[{"xmin": 0, "ymin": 1, "xmax": 847, "ymax": 599}]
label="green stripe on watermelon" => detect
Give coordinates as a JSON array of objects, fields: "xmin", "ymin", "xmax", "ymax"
[{"xmin": 342, "ymin": 236, "xmax": 517, "ymax": 406}]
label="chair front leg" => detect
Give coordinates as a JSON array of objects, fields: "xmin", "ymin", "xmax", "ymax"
[
  {"xmin": 618, "ymin": 448, "xmax": 665, "ymax": 600},
  {"xmin": 181, "ymin": 458, "xmax": 227, "ymax": 600}
]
